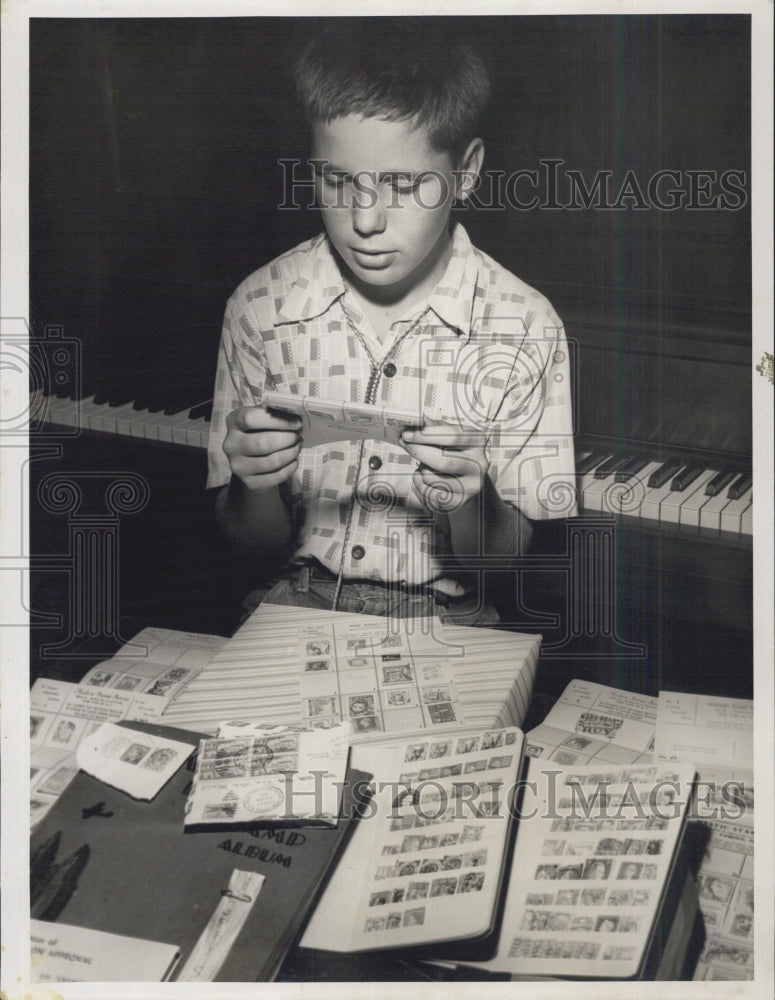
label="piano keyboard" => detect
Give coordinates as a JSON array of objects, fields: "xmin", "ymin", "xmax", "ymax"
[
  {"xmin": 33, "ymin": 390, "xmax": 213, "ymax": 449},
  {"xmin": 33, "ymin": 392, "xmax": 752, "ymax": 543},
  {"xmin": 577, "ymin": 451, "xmax": 752, "ymax": 543}
]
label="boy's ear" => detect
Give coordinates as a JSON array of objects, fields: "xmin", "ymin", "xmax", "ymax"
[{"xmin": 454, "ymin": 138, "xmax": 484, "ymax": 203}]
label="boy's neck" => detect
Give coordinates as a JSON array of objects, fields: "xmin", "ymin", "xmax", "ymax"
[{"xmin": 340, "ymin": 227, "xmax": 454, "ymax": 340}]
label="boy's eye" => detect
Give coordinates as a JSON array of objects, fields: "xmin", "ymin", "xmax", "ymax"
[
  {"xmin": 387, "ymin": 174, "xmax": 420, "ymax": 194},
  {"xmin": 321, "ymin": 172, "xmax": 347, "ymax": 188}
]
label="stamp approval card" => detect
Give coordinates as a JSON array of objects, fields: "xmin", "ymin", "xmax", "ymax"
[{"xmin": 184, "ymin": 722, "xmax": 351, "ymax": 827}]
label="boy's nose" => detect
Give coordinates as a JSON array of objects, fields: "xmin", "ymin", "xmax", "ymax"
[{"xmin": 351, "ymin": 188, "xmax": 387, "ymax": 236}]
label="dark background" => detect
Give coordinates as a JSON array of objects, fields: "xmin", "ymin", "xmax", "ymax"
[
  {"xmin": 30, "ymin": 16, "xmax": 751, "ymax": 407},
  {"xmin": 29, "ymin": 16, "xmax": 752, "ymax": 699}
]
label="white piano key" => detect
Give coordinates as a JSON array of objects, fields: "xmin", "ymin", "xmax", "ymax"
[
  {"xmin": 579, "ymin": 458, "xmax": 616, "ymax": 512},
  {"xmin": 699, "ymin": 491, "xmax": 736, "ymax": 537},
  {"xmin": 84, "ymin": 397, "xmax": 119, "ymax": 433},
  {"xmin": 39, "ymin": 393, "xmax": 78, "ymax": 426},
  {"xmin": 58, "ymin": 394, "xmax": 105, "ymax": 432},
  {"xmin": 658, "ymin": 469, "xmax": 716, "ymax": 527},
  {"xmin": 114, "ymin": 402, "xmax": 143, "ymax": 437},
  {"xmin": 639, "ymin": 479, "xmax": 680, "ymax": 524},
  {"xmin": 677, "ymin": 469, "xmax": 719, "ymax": 531},
  {"xmin": 126, "ymin": 406, "xmax": 162, "ymax": 441},
  {"xmin": 719, "ymin": 489, "xmax": 753, "ymax": 541},
  {"xmin": 185, "ymin": 416, "xmax": 211, "ymax": 449},
  {"xmin": 91, "ymin": 400, "xmax": 137, "ymax": 436},
  {"xmin": 73, "ymin": 395, "xmax": 110, "ymax": 432},
  {"xmin": 613, "ymin": 461, "xmax": 663, "ymax": 519},
  {"xmin": 583, "ymin": 461, "xmax": 646, "ymax": 516},
  {"xmin": 578, "ymin": 455, "xmax": 612, "ymax": 508},
  {"xmin": 157, "ymin": 408, "xmax": 194, "ymax": 443},
  {"xmin": 172, "ymin": 411, "xmax": 201, "ymax": 445},
  {"xmin": 740, "ymin": 499, "xmax": 753, "ymax": 538},
  {"xmin": 143, "ymin": 411, "xmax": 182, "ymax": 442}
]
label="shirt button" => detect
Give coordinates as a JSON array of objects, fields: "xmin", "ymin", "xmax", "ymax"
[
  {"xmin": 368, "ymin": 456, "xmax": 382, "ymax": 471},
  {"xmin": 382, "ymin": 362, "xmax": 397, "ymax": 377},
  {"xmin": 351, "ymin": 545, "xmax": 366, "ymax": 561}
]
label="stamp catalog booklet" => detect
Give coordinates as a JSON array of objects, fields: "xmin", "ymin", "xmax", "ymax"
[{"xmin": 300, "ymin": 725, "xmax": 525, "ymax": 957}]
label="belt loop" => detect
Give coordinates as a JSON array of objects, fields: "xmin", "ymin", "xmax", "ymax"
[{"xmin": 297, "ymin": 564, "xmax": 311, "ymax": 593}]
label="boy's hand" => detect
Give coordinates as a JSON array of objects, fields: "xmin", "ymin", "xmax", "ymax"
[
  {"xmin": 401, "ymin": 423, "xmax": 488, "ymax": 512},
  {"xmin": 223, "ymin": 405, "xmax": 302, "ymax": 492}
]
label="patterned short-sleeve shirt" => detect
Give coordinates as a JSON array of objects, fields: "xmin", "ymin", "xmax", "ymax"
[{"xmin": 207, "ymin": 223, "xmax": 577, "ymax": 585}]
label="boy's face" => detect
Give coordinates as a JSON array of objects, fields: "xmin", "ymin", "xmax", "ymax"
[{"xmin": 311, "ymin": 115, "xmax": 476, "ymax": 302}]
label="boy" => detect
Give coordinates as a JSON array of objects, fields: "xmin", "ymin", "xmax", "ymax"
[{"xmin": 207, "ymin": 20, "xmax": 576, "ymax": 624}]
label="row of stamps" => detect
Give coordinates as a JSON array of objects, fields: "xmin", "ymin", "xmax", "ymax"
[
  {"xmin": 83, "ymin": 664, "xmax": 193, "ymax": 695},
  {"xmin": 303, "ymin": 659, "xmax": 418, "ymax": 682},
  {"xmin": 369, "ymin": 871, "xmax": 485, "ymax": 908},
  {"xmin": 404, "ymin": 730, "xmax": 517, "ymax": 762},
  {"xmin": 202, "ymin": 734, "xmax": 298, "ymax": 757},
  {"xmin": 364, "ymin": 908, "xmax": 426, "ymax": 932},
  {"xmin": 397, "ymin": 753, "xmax": 515, "ymax": 784},
  {"xmin": 388, "ymin": 810, "xmax": 486, "ymax": 833},
  {"xmin": 304, "ymin": 694, "xmax": 460, "ymax": 727},
  {"xmin": 199, "ymin": 754, "xmax": 299, "ymax": 781},
  {"xmin": 385, "ymin": 822, "xmax": 484, "ymax": 844},
  {"xmin": 304, "ymin": 636, "xmax": 403, "ymax": 659},
  {"xmin": 507, "ymin": 938, "xmax": 636, "ymax": 963},
  {"xmin": 520, "ymin": 910, "xmax": 645, "ymax": 933},
  {"xmin": 541, "ymin": 836, "xmax": 664, "ymax": 857},
  {"xmin": 534, "ymin": 860, "xmax": 660, "ymax": 882},
  {"xmin": 115, "ymin": 742, "xmax": 177, "ymax": 771},
  {"xmin": 699, "ymin": 940, "xmax": 754, "ymax": 970},
  {"xmin": 393, "ymin": 832, "xmax": 489, "ymax": 856},
  {"xmin": 376, "ymin": 847, "xmax": 488, "ymax": 879},
  {"xmin": 525, "ymin": 888, "xmax": 652, "ymax": 908},
  {"xmin": 549, "ymin": 816, "xmax": 668, "ymax": 833}
]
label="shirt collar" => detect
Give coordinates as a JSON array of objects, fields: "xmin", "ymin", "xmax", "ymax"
[
  {"xmin": 423, "ymin": 222, "xmax": 479, "ymax": 339},
  {"xmin": 274, "ymin": 223, "xmax": 480, "ymax": 339},
  {"xmin": 273, "ymin": 234, "xmax": 346, "ymax": 326}
]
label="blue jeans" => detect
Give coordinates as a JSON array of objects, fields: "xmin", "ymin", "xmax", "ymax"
[{"xmin": 241, "ymin": 563, "xmax": 500, "ymax": 627}]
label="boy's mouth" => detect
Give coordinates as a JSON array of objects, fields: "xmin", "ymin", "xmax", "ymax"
[{"xmin": 350, "ymin": 248, "xmax": 396, "ymax": 268}]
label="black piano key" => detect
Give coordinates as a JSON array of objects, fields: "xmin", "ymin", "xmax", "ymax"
[
  {"xmin": 647, "ymin": 460, "xmax": 684, "ymax": 489},
  {"xmin": 188, "ymin": 399, "xmax": 213, "ymax": 421},
  {"xmin": 93, "ymin": 391, "xmax": 135, "ymax": 407},
  {"xmin": 614, "ymin": 457, "xmax": 650, "ymax": 482},
  {"xmin": 577, "ymin": 452, "xmax": 608, "ymax": 476},
  {"xmin": 704, "ymin": 467, "xmax": 737, "ymax": 497},
  {"xmin": 727, "ymin": 470, "xmax": 752, "ymax": 499},
  {"xmin": 593, "ymin": 454, "xmax": 632, "ymax": 479},
  {"xmin": 671, "ymin": 464, "xmax": 704, "ymax": 492},
  {"xmin": 130, "ymin": 396, "xmax": 164, "ymax": 414}
]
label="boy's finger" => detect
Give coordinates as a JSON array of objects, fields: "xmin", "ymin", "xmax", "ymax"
[
  {"xmin": 229, "ymin": 405, "xmax": 302, "ymax": 433},
  {"xmin": 404, "ymin": 442, "xmax": 484, "ymax": 476},
  {"xmin": 402, "ymin": 427, "xmax": 486, "ymax": 449},
  {"xmin": 243, "ymin": 433, "xmax": 302, "ymax": 459},
  {"xmin": 232, "ymin": 441, "xmax": 301, "ymax": 478}
]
